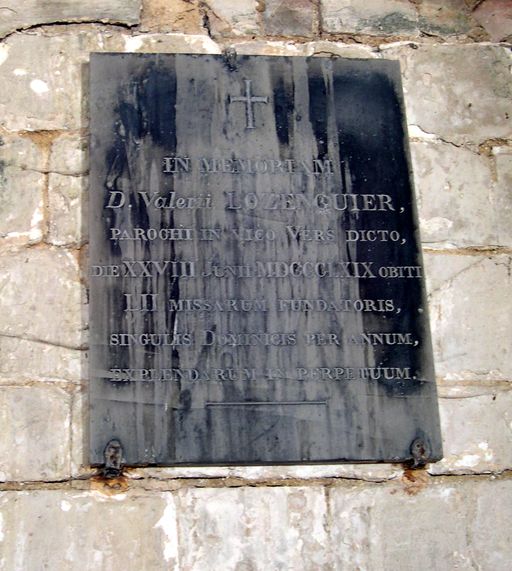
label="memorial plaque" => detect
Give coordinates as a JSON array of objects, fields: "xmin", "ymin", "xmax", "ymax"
[{"xmin": 89, "ymin": 53, "xmax": 443, "ymax": 466}]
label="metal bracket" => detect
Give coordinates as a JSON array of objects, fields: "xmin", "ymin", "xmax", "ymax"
[
  {"xmin": 102, "ymin": 439, "xmax": 124, "ymax": 478},
  {"xmin": 410, "ymin": 438, "xmax": 430, "ymax": 469}
]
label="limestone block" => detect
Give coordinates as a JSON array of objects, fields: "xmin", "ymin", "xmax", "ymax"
[
  {"xmin": 70, "ymin": 386, "xmax": 89, "ymax": 476},
  {"xmin": 321, "ymin": 0, "xmax": 418, "ymax": 36},
  {"xmin": 306, "ymin": 40, "xmax": 377, "ymax": 58},
  {"xmin": 473, "ymin": 0, "xmax": 512, "ymax": 41},
  {"xmin": 0, "ymin": 30, "xmax": 126, "ymax": 131},
  {"xmin": 493, "ymin": 149, "xmax": 512, "ymax": 247},
  {"xmin": 140, "ymin": 0, "xmax": 204, "ymax": 33},
  {"xmin": 230, "ymin": 40, "xmax": 309, "ymax": 56},
  {"xmin": 0, "ymin": 0, "xmax": 141, "ymax": 38},
  {"xmin": 203, "ymin": 0, "xmax": 259, "ymax": 36},
  {"xmin": 262, "ymin": 0, "xmax": 316, "ymax": 37},
  {"xmin": 122, "ymin": 32, "xmax": 221, "ymax": 54},
  {"xmin": 410, "ymin": 141, "xmax": 495, "ymax": 246},
  {"xmin": 177, "ymin": 486, "xmax": 331, "ymax": 569},
  {"xmin": 0, "ymin": 385, "xmax": 70, "ymax": 481},
  {"xmin": 417, "ymin": 0, "xmax": 475, "ymax": 36},
  {"xmin": 383, "ymin": 45, "xmax": 512, "ymax": 145},
  {"xmin": 49, "ymin": 133, "xmax": 88, "ymax": 176},
  {"xmin": 471, "ymin": 479, "xmax": 512, "ymax": 569},
  {"xmin": 424, "ymin": 253, "xmax": 512, "ymax": 380},
  {"xmin": 0, "ymin": 491, "xmax": 177, "ymax": 570},
  {"xmin": 0, "ymin": 337, "xmax": 82, "ymax": 383},
  {"xmin": 430, "ymin": 391, "xmax": 512, "ymax": 475},
  {"xmin": 329, "ymin": 479, "xmax": 512, "ymax": 570},
  {"xmin": 48, "ymin": 173, "xmax": 86, "ymax": 246},
  {"xmin": 0, "ymin": 247, "xmax": 83, "ymax": 348},
  {"xmin": 0, "ymin": 133, "xmax": 45, "ymax": 242}
]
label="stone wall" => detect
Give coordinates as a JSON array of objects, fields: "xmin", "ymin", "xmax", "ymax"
[{"xmin": 0, "ymin": 1, "xmax": 511, "ymax": 569}]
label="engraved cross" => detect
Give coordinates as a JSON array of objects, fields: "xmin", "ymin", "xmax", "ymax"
[{"xmin": 228, "ymin": 79, "xmax": 268, "ymax": 129}]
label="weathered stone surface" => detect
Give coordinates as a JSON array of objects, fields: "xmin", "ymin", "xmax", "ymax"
[
  {"xmin": 0, "ymin": 247, "xmax": 83, "ymax": 348},
  {"xmin": 0, "ymin": 385, "xmax": 70, "ymax": 481},
  {"xmin": 424, "ymin": 253, "xmax": 512, "ymax": 380},
  {"xmin": 0, "ymin": 133, "xmax": 45, "ymax": 242},
  {"xmin": 0, "ymin": 30, "xmax": 126, "ymax": 131},
  {"xmin": 0, "ymin": 337, "xmax": 82, "ymax": 383},
  {"xmin": 410, "ymin": 141, "xmax": 495, "ymax": 246},
  {"xmin": 321, "ymin": 0, "xmax": 418, "ymax": 36},
  {"xmin": 262, "ymin": 0, "xmax": 316, "ymax": 36},
  {"xmin": 230, "ymin": 39, "xmax": 309, "ymax": 55},
  {"xmin": 473, "ymin": 0, "xmax": 512, "ymax": 41},
  {"xmin": 177, "ymin": 486, "xmax": 331, "ymax": 569},
  {"xmin": 1, "ymin": 480, "xmax": 510, "ymax": 570},
  {"xmin": 306, "ymin": 40, "xmax": 377, "ymax": 58},
  {"xmin": 132, "ymin": 463, "xmax": 403, "ymax": 483},
  {"xmin": 203, "ymin": 0, "xmax": 259, "ymax": 36},
  {"xmin": 430, "ymin": 390, "xmax": 512, "ymax": 474},
  {"xmin": 493, "ymin": 149, "xmax": 512, "ymax": 247},
  {"xmin": 141, "ymin": 0, "xmax": 204, "ymax": 33},
  {"xmin": 0, "ymin": 0, "xmax": 141, "ymax": 39},
  {"xmin": 471, "ymin": 479, "xmax": 512, "ymax": 569},
  {"xmin": 48, "ymin": 174, "xmax": 86, "ymax": 246},
  {"xmin": 122, "ymin": 32, "xmax": 220, "ymax": 53},
  {"xmin": 330, "ymin": 478, "xmax": 512, "ymax": 570},
  {"xmin": 418, "ymin": 0, "xmax": 475, "ymax": 36},
  {"xmin": 49, "ymin": 134, "xmax": 87, "ymax": 176},
  {"xmin": 384, "ymin": 44, "xmax": 512, "ymax": 145},
  {"xmin": 0, "ymin": 491, "xmax": 177, "ymax": 570},
  {"xmin": 70, "ymin": 386, "xmax": 90, "ymax": 476}
]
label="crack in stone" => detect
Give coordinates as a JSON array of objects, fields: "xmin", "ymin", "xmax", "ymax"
[
  {"xmin": 0, "ymin": 332, "xmax": 86, "ymax": 351},
  {"xmin": 0, "ymin": 19, "xmax": 136, "ymax": 42},
  {"xmin": 1, "ymin": 469, "xmax": 511, "ymax": 492}
]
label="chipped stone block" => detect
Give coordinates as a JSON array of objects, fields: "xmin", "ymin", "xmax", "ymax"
[
  {"xmin": 424, "ymin": 253, "xmax": 512, "ymax": 380},
  {"xmin": 321, "ymin": 0, "xmax": 418, "ymax": 36},
  {"xmin": 410, "ymin": 141, "xmax": 495, "ymax": 246},
  {"xmin": 473, "ymin": 0, "xmax": 512, "ymax": 41},
  {"xmin": 383, "ymin": 44, "xmax": 512, "ymax": 145},
  {"xmin": 262, "ymin": 0, "xmax": 316, "ymax": 37},
  {"xmin": 0, "ymin": 0, "xmax": 141, "ymax": 39},
  {"xmin": 0, "ymin": 247, "xmax": 83, "ymax": 348},
  {"xmin": 0, "ymin": 133, "xmax": 45, "ymax": 242},
  {"xmin": 203, "ymin": 0, "xmax": 259, "ymax": 37},
  {"xmin": 49, "ymin": 134, "xmax": 88, "ymax": 176},
  {"xmin": 418, "ymin": 0, "xmax": 476, "ymax": 36},
  {"xmin": 429, "ymin": 391, "xmax": 512, "ymax": 475},
  {"xmin": 0, "ymin": 491, "xmax": 177, "ymax": 570},
  {"xmin": 0, "ymin": 385, "xmax": 70, "ymax": 481},
  {"xmin": 177, "ymin": 486, "xmax": 331, "ymax": 570},
  {"xmin": 140, "ymin": 0, "xmax": 204, "ymax": 33},
  {"xmin": 330, "ymin": 479, "xmax": 512, "ymax": 570},
  {"xmin": 48, "ymin": 173, "xmax": 86, "ymax": 246},
  {"xmin": 493, "ymin": 150, "xmax": 512, "ymax": 247},
  {"xmin": 0, "ymin": 30, "xmax": 126, "ymax": 131},
  {"xmin": 0, "ymin": 337, "xmax": 82, "ymax": 382}
]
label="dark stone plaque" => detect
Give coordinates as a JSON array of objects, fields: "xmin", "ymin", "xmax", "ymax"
[{"xmin": 89, "ymin": 53, "xmax": 442, "ymax": 466}]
